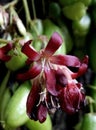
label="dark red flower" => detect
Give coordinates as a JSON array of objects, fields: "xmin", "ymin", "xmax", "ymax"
[
  {"xmin": 26, "ymin": 77, "xmax": 60, "ymax": 123},
  {"xmin": 58, "ymin": 81, "xmax": 85, "ymax": 114},
  {"xmin": 17, "ymin": 32, "xmax": 88, "ymax": 122},
  {"xmin": 0, "ymin": 43, "xmax": 13, "ymax": 61}
]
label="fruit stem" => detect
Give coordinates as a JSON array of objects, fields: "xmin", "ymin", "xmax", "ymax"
[
  {"xmin": 31, "ymin": 0, "xmax": 36, "ymax": 20},
  {"xmin": 22, "ymin": 0, "xmax": 31, "ymax": 27}
]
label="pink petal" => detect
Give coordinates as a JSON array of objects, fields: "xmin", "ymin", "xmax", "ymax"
[
  {"xmin": 44, "ymin": 67, "xmax": 58, "ymax": 96},
  {"xmin": 0, "ymin": 43, "xmax": 13, "ymax": 53},
  {"xmin": 22, "ymin": 40, "xmax": 40, "ymax": 61},
  {"xmin": 71, "ymin": 55, "xmax": 88, "ymax": 78},
  {"xmin": 17, "ymin": 62, "xmax": 42, "ymax": 81},
  {"xmin": 37, "ymin": 104, "xmax": 47, "ymax": 123},
  {"xmin": 77, "ymin": 55, "xmax": 88, "ymax": 76},
  {"xmin": 55, "ymin": 68, "xmax": 68, "ymax": 87},
  {"xmin": 26, "ymin": 80, "xmax": 41, "ymax": 119},
  {"xmin": 0, "ymin": 43, "xmax": 13, "ymax": 61},
  {"xmin": 50, "ymin": 55, "xmax": 80, "ymax": 67},
  {"xmin": 0, "ymin": 55, "xmax": 11, "ymax": 61},
  {"xmin": 44, "ymin": 32, "xmax": 63, "ymax": 57}
]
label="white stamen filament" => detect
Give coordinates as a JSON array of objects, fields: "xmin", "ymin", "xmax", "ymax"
[
  {"xmin": 36, "ymin": 88, "xmax": 47, "ymax": 106},
  {"xmin": 41, "ymin": 58, "xmax": 46, "ymax": 71},
  {"xmin": 50, "ymin": 96, "xmax": 56, "ymax": 108}
]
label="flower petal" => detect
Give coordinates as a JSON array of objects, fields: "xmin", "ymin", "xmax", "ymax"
[
  {"xmin": 77, "ymin": 55, "xmax": 88, "ymax": 76},
  {"xmin": 0, "ymin": 43, "xmax": 13, "ymax": 61},
  {"xmin": 58, "ymin": 82, "xmax": 85, "ymax": 114},
  {"xmin": 26, "ymin": 80, "xmax": 41, "ymax": 120},
  {"xmin": 37, "ymin": 104, "xmax": 47, "ymax": 123},
  {"xmin": 55, "ymin": 69, "xmax": 68, "ymax": 87},
  {"xmin": 44, "ymin": 32, "xmax": 63, "ymax": 57},
  {"xmin": 50, "ymin": 55, "xmax": 80, "ymax": 67},
  {"xmin": 44, "ymin": 67, "xmax": 58, "ymax": 96},
  {"xmin": 0, "ymin": 55, "xmax": 11, "ymax": 61},
  {"xmin": 71, "ymin": 55, "xmax": 89, "ymax": 78},
  {"xmin": 0, "ymin": 43, "xmax": 13, "ymax": 53},
  {"xmin": 22, "ymin": 40, "xmax": 40, "ymax": 61},
  {"xmin": 17, "ymin": 62, "xmax": 42, "ymax": 81}
]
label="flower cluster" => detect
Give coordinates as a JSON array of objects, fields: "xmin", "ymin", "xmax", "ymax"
[{"xmin": 17, "ymin": 32, "xmax": 88, "ymax": 123}]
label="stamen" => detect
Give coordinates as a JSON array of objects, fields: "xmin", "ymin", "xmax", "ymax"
[
  {"xmin": 36, "ymin": 88, "xmax": 47, "ymax": 106},
  {"xmin": 41, "ymin": 58, "xmax": 46, "ymax": 71},
  {"xmin": 50, "ymin": 95, "xmax": 60, "ymax": 109},
  {"xmin": 50, "ymin": 95, "xmax": 56, "ymax": 108}
]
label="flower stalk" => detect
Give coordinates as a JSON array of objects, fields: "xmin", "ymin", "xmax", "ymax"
[{"xmin": 22, "ymin": 0, "xmax": 31, "ymax": 27}]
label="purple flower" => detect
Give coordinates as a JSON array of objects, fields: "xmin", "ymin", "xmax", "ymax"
[
  {"xmin": 0, "ymin": 43, "xmax": 13, "ymax": 61},
  {"xmin": 17, "ymin": 32, "xmax": 88, "ymax": 122}
]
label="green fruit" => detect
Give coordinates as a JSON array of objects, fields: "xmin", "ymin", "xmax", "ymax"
[
  {"xmin": 59, "ymin": 0, "xmax": 92, "ymax": 6},
  {"xmin": 49, "ymin": 2, "xmax": 61, "ymax": 19},
  {"xmin": 72, "ymin": 14, "xmax": 91, "ymax": 36},
  {"xmin": 30, "ymin": 19, "xmax": 43, "ymax": 37},
  {"xmin": 59, "ymin": 0, "xmax": 79, "ymax": 6},
  {"xmin": 62, "ymin": 2, "xmax": 87, "ymax": 20},
  {"xmin": 80, "ymin": 113, "xmax": 96, "ymax": 130},
  {"xmin": 0, "ymin": 71, "xmax": 11, "ymax": 110},
  {"xmin": 5, "ymin": 46, "xmax": 27, "ymax": 71},
  {"xmin": 5, "ymin": 82, "xmax": 31, "ymax": 128},
  {"xmin": 25, "ymin": 114, "xmax": 52, "ymax": 130},
  {"xmin": 57, "ymin": 19, "xmax": 73, "ymax": 53},
  {"xmin": 33, "ymin": 39, "xmax": 43, "ymax": 51},
  {"xmin": 80, "ymin": 0, "xmax": 92, "ymax": 6},
  {"xmin": 23, "ymin": 32, "xmax": 33, "ymax": 42},
  {"xmin": 0, "ymin": 88, "xmax": 11, "ymax": 121},
  {"xmin": 43, "ymin": 19, "xmax": 62, "ymax": 39}
]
